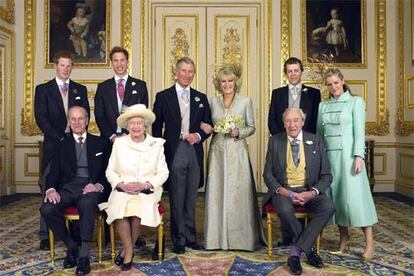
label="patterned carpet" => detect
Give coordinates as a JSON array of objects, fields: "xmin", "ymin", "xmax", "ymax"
[{"xmin": 0, "ymin": 194, "xmax": 413, "ymax": 275}]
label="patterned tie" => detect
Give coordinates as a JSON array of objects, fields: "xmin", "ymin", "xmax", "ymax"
[
  {"xmin": 117, "ymin": 79, "xmax": 125, "ymax": 101},
  {"xmin": 291, "ymin": 138, "xmax": 300, "ymax": 166},
  {"xmin": 181, "ymin": 89, "xmax": 189, "ymax": 104},
  {"xmin": 291, "ymin": 86, "xmax": 298, "ymax": 100},
  {"xmin": 78, "ymin": 136, "xmax": 84, "ymax": 150},
  {"xmin": 61, "ymin": 83, "xmax": 69, "ymax": 96}
]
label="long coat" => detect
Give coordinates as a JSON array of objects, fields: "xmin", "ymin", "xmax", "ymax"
[
  {"xmin": 317, "ymin": 92, "xmax": 377, "ymax": 227},
  {"xmin": 99, "ymin": 135, "xmax": 169, "ymax": 226},
  {"xmin": 204, "ymin": 94, "xmax": 265, "ymax": 251}
]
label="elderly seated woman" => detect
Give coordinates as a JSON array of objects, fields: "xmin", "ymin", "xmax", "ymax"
[{"xmin": 99, "ymin": 104, "xmax": 169, "ymax": 271}]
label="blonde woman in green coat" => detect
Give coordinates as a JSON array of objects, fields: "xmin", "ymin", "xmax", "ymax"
[{"xmin": 317, "ymin": 69, "xmax": 377, "ymax": 262}]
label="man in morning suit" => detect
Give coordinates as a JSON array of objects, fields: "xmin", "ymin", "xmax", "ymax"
[
  {"xmin": 34, "ymin": 50, "xmax": 90, "ymax": 250},
  {"xmin": 152, "ymin": 57, "xmax": 212, "ymax": 254},
  {"xmin": 267, "ymin": 57, "xmax": 321, "ymax": 246},
  {"xmin": 40, "ymin": 106, "xmax": 110, "ymax": 275},
  {"xmin": 263, "ymin": 107, "xmax": 334, "ymax": 275},
  {"xmin": 94, "ymin": 46, "xmax": 149, "ymax": 143}
]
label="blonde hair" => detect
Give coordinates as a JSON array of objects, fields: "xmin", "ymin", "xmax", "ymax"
[
  {"xmin": 212, "ymin": 63, "xmax": 242, "ymax": 93},
  {"xmin": 323, "ymin": 68, "xmax": 351, "ymax": 97}
]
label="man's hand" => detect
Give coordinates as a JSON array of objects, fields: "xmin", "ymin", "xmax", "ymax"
[
  {"xmin": 294, "ymin": 191, "xmax": 316, "ymax": 206},
  {"xmin": 82, "ymin": 183, "xmax": 100, "ymax": 194},
  {"xmin": 184, "ymin": 133, "xmax": 200, "ymax": 145},
  {"xmin": 44, "ymin": 190, "xmax": 61, "ymax": 204}
]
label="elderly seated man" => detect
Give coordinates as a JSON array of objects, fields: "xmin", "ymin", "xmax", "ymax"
[
  {"xmin": 262, "ymin": 107, "xmax": 335, "ymax": 275},
  {"xmin": 40, "ymin": 106, "xmax": 110, "ymax": 275}
]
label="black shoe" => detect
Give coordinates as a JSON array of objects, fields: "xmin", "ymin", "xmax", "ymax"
[
  {"xmin": 63, "ymin": 248, "xmax": 79, "ymax": 269},
  {"xmin": 121, "ymin": 254, "xmax": 134, "ymax": 271},
  {"xmin": 277, "ymin": 239, "xmax": 292, "ymax": 247},
  {"xmin": 185, "ymin": 242, "xmax": 204, "ymax": 250},
  {"xmin": 39, "ymin": 239, "xmax": 50, "ymax": 250},
  {"xmin": 75, "ymin": 257, "xmax": 90, "ymax": 275},
  {"xmin": 135, "ymin": 236, "xmax": 146, "ymax": 249},
  {"xmin": 287, "ymin": 256, "xmax": 302, "ymax": 275},
  {"xmin": 306, "ymin": 247, "xmax": 324, "ymax": 268},
  {"xmin": 172, "ymin": 245, "xmax": 185, "ymax": 254},
  {"xmin": 152, "ymin": 236, "xmax": 165, "ymax": 261},
  {"xmin": 114, "ymin": 251, "xmax": 124, "ymax": 266}
]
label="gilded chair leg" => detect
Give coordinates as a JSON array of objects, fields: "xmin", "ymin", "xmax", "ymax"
[
  {"xmin": 110, "ymin": 224, "xmax": 115, "ymax": 263},
  {"xmin": 97, "ymin": 215, "xmax": 103, "ymax": 263},
  {"xmin": 266, "ymin": 214, "xmax": 273, "ymax": 259},
  {"xmin": 49, "ymin": 229, "xmax": 55, "ymax": 265},
  {"xmin": 158, "ymin": 214, "xmax": 164, "ymax": 261},
  {"xmin": 316, "ymin": 234, "xmax": 321, "ymax": 253}
]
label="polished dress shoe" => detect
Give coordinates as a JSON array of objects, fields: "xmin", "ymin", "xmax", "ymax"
[
  {"xmin": 114, "ymin": 251, "xmax": 124, "ymax": 266},
  {"xmin": 287, "ymin": 256, "xmax": 302, "ymax": 275},
  {"xmin": 75, "ymin": 257, "xmax": 91, "ymax": 275},
  {"xmin": 306, "ymin": 247, "xmax": 324, "ymax": 268},
  {"xmin": 39, "ymin": 239, "xmax": 50, "ymax": 250},
  {"xmin": 63, "ymin": 248, "xmax": 79, "ymax": 268},
  {"xmin": 121, "ymin": 254, "xmax": 134, "ymax": 271},
  {"xmin": 172, "ymin": 245, "xmax": 185, "ymax": 254},
  {"xmin": 277, "ymin": 239, "xmax": 292, "ymax": 247},
  {"xmin": 186, "ymin": 242, "xmax": 204, "ymax": 250}
]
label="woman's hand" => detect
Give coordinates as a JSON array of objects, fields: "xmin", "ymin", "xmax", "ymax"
[
  {"xmin": 354, "ymin": 156, "xmax": 364, "ymax": 174},
  {"xmin": 229, "ymin": 128, "xmax": 239, "ymax": 138},
  {"xmin": 200, "ymin": 122, "xmax": 214, "ymax": 134}
]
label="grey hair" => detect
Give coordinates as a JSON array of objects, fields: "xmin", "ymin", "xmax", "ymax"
[
  {"xmin": 68, "ymin": 106, "xmax": 89, "ymax": 121},
  {"xmin": 282, "ymin": 107, "xmax": 306, "ymax": 122},
  {"xmin": 175, "ymin": 57, "xmax": 196, "ymax": 73}
]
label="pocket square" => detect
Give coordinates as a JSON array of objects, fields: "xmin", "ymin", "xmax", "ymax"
[
  {"xmin": 132, "ymin": 90, "xmax": 137, "ymax": 94},
  {"xmin": 75, "ymin": 96, "xmax": 81, "ymax": 100},
  {"xmin": 95, "ymin": 152, "xmax": 103, "ymax": 156}
]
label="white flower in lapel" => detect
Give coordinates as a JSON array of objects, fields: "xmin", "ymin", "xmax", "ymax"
[
  {"xmin": 131, "ymin": 81, "xmax": 136, "ymax": 86},
  {"xmin": 302, "ymin": 87, "xmax": 308, "ymax": 94},
  {"xmin": 305, "ymin": 140, "xmax": 313, "ymax": 145},
  {"xmin": 194, "ymin": 96, "xmax": 200, "ymax": 102},
  {"xmin": 199, "ymin": 103, "xmax": 204, "ymax": 108},
  {"xmin": 73, "ymin": 89, "xmax": 78, "ymax": 94}
]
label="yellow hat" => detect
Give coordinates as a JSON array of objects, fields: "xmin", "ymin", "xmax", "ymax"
[{"xmin": 116, "ymin": 104, "xmax": 156, "ymax": 128}]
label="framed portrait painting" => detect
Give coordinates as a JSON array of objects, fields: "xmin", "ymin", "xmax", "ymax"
[
  {"xmin": 302, "ymin": 0, "xmax": 366, "ymax": 68},
  {"xmin": 45, "ymin": 0, "xmax": 111, "ymax": 68}
]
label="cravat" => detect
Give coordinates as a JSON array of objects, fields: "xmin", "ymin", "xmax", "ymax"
[
  {"xmin": 78, "ymin": 136, "xmax": 84, "ymax": 150},
  {"xmin": 291, "ymin": 86, "xmax": 299, "ymax": 99},
  {"xmin": 117, "ymin": 79, "xmax": 125, "ymax": 101},
  {"xmin": 61, "ymin": 83, "xmax": 69, "ymax": 96},
  {"xmin": 291, "ymin": 138, "xmax": 300, "ymax": 166},
  {"xmin": 181, "ymin": 89, "xmax": 190, "ymax": 104}
]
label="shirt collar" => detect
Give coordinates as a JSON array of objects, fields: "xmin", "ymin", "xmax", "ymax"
[
  {"xmin": 115, "ymin": 74, "xmax": 129, "ymax": 83},
  {"xmin": 175, "ymin": 83, "xmax": 190, "ymax": 94},
  {"xmin": 73, "ymin": 132, "xmax": 87, "ymax": 143},
  {"xmin": 288, "ymin": 83, "xmax": 302, "ymax": 91},
  {"xmin": 287, "ymin": 131, "xmax": 303, "ymax": 143},
  {"xmin": 55, "ymin": 77, "xmax": 70, "ymax": 87}
]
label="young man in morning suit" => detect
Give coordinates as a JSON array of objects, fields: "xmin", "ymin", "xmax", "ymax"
[
  {"xmin": 41, "ymin": 106, "xmax": 110, "ymax": 275},
  {"xmin": 152, "ymin": 57, "xmax": 212, "ymax": 254},
  {"xmin": 34, "ymin": 50, "xmax": 90, "ymax": 250},
  {"xmin": 263, "ymin": 107, "xmax": 334, "ymax": 275},
  {"xmin": 94, "ymin": 46, "xmax": 148, "ymax": 143},
  {"xmin": 267, "ymin": 57, "xmax": 321, "ymax": 246}
]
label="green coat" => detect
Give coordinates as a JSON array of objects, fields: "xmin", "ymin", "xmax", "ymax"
[{"xmin": 317, "ymin": 92, "xmax": 377, "ymax": 227}]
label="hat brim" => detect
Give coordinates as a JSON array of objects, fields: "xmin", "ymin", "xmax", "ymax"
[{"xmin": 117, "ymin": 109, "xmax": 156, "ymax": 129}]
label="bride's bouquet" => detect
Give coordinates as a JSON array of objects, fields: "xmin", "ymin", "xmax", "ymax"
[{"xmin": 214, "ymin": 114, "xmax": 244, "ymax": 133}]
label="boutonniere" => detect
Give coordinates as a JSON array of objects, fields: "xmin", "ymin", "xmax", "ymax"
[
  {"xmin": 305, "ymin": 140, "xmax": 313, "ymax": 145},
  {"xmin": 73, "ymin": 89, "xmax": 78, "ymax": 94},
  {"xmin": 301, "ymin": 87, "xmax": 308, "ymax": 94},
  {"xmin": 194, "ymin": 96, "xmax": 200, "ymax": 102},
  {"xmin": 131, "ymin": 81, "xmax": 136, "ymax": 86},
  {"xmin": 199, "ymin": 103, "xmax": 204, "ymax": 108}
]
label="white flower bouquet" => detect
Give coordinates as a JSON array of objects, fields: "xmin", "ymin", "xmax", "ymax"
[{"xmin": 214, "ymin": 114, "xmax": 244, "ymax": 133}]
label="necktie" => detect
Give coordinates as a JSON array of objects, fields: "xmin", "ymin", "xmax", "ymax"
[
  {"xmin": 61, "ymin": 83, "xmax": 69, "ymax": 96},
  {"xmin": 78, "ymin": 136, "xmax": 84, "ymax": 150},
  {"xmin": 291, "ymin": 138, "xmax": 300, "ymax": 166},
  {"xmin": 181, "ymin": 89, "xmax": 189, "ymax": 104},
  {"xmin": 291, "ymin": 86, "xmax": 298, "ymax": 99},
  {"xmin": 117, "ymin": 79, "xmax": 125, "ymax": 101}
]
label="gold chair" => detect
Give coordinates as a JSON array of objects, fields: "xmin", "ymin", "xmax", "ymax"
[
  {"xmin": 263, "ymin": 202, "xmax": 321, "ymax": 259},
  {"xmin": 109, "ymin": 202, "xmax": 165, "ymax": 262},
  {"xmin": 48, "ymin": 207, "xmax": 104, "ymax": 265}
]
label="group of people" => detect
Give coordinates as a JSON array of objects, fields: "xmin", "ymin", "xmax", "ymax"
[{"xmin": 34, "ymin": 46, "xmax": 377, "ymax": 275}]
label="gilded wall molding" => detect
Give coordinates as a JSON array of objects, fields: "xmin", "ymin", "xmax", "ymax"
[
  {"xmin": 366, "ymin": 0, "xmax": 389, "ymax": 136},
  {"xmin": 121, "ymin": 0, "xmax": 132, "ymax": 71},
  {"xmin": 170, "ymin": 28, "xmax": 190, "ymax": 83},
  {"xmin": 222, "ymin": 28, "xmax": 242, "ymax": 65},
  {"xmin": 396, "ymin": 0, "xmax": 414, "ymax": 136},
  {"xmin": 280, "ymin": 0, "xmax": 291, "ymax": 85},
  {"xmin": 0, "ymin": 0, "xmax": 15, "ymax": 24}
]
